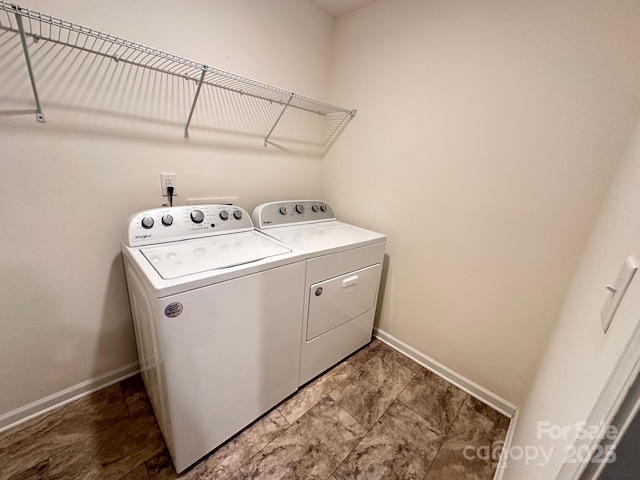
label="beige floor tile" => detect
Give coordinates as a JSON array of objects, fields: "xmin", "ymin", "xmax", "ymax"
[
  {"xmin": 279, "ymin": 362, "xmax": 354, "ymax": 425},
  {"xmin": 0, "ymin": 384, "xmax": 129, "ymax": 480},
  {"xmin": 46, "ymin": 410, "xmax": 164, "ymax": 480},
  {"xmin": 1, "ymin": 339, "xmax": 510, "ymax": 480},
  {"xmin": 466, "ymin": 396, "xmax": 510, "ymax": 431},
  {"xmin": 333, "ymin": 401, "xmax": 445, "ymax": 479},
  {"xmin": 197, "ymin": 409, "xmax": 289, "ymax": 480},
  {"xmin": 398, "ymin": 369, "xmax": 468, "ymax": 433},
  {"xmin": 120, "ymin": 374, "xmax": 152, "ymax": 416},
  {"xmin": 344, "ymin": 340, "xmax": 382, "ymax": 371},
  {"xmin": 424, "ymin": 398, "xmax": 508, "ymax": 480},
  {"xmin": 239, "ymin": 397, "xmax": 366, "ymax": 479},
  {"xmin": 144, "ymin": 450, "xmax": 183, "ymax": 480},
  {"xmin": 376, "ymin": 343, "xmax": 423, "ymax": 373},
  {"xmin": 330, "ymin": 353, "xmax": 415, "ymax": 428},
  {"xmin": 120, "ymin": 465, "xmax": 150, "ymax": 480},
  {"xmin": 4, "ymin": 458, "xmax": 50, "ymax": 480}
]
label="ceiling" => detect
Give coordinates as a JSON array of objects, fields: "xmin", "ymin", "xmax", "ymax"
[{"xmin": 309, "ymin": 0, "xmax": 377, "ymax": 18}]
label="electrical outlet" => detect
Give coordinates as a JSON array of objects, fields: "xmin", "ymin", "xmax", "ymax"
[{"xmin": 160, "ymin": 174, "xmax": 177, "ymax": 197}]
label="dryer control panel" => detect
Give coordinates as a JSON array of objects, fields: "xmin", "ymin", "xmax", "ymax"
[
  {"xmin": 252, "ymin": 200, "xmax": 335, "ymax": 229},
  {"xmin": 123, "ymin": 205, "xmax": 253, "ymax": 247}
]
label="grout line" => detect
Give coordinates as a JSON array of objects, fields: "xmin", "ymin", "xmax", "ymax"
[
  {"xmin": 326, "ymin": 347, "xmax": 397, "ymax": 477},
  {"xmin": 329, "ymin": 396, "xmax": 368, "ymax": 431},
  {"xmin": 118, "ymin": 381, "xmax": 133, "ymax": 417},
  {"xmin": 396, "ymin": 398, "xmax": 447, "ymax": 437},
  {"xmin": 327, "ymin": 398, "xmax": 381, "ymax": 478},
  {"xmin": 10, "ymin": 385, "xmax": 135, "ymax": 480},
  {"xmin": 273, "ymin": 408, "xmax": 290, "ymax": 427},
  {"xmin": 373, "ymin": 330, "xmax": 517, "ymax": 417},
  {"xmin": 421, "ymin": 394, "xmax": 470, "ymax": 480},
  {"xmin": 220, "ymin": 409, "xmax": 291, "ymax": 480},
  {"xmin": 470, "ymin": 402, "xmax": 511, "ymax": 431},
  {"xmin": 327, "ymin": 346, "xmax": 423, "ymax": 478},
  {"xmin": 0, "ymin": 361, "xmax": 140, "ymax": 433},
  {"xmin": 277, "ymin": 405, "xmax": 294, "ymax": 427},
  {"xmin": 279, "ymin": 358, "xmax": 360, "ymax": 426},
  {"xmin": 232, "ymin": 354, "xmax": 393, "ymax": 476}
]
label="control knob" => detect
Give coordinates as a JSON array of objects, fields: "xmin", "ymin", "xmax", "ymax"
[
  {"xmin": 312, "ymin": 205, "xmax": 319, "ymax": 212},
  {"xmin": 141, "ymin": 216, "xmax": 154, "ymax": 229},
  {"xmin": 190, "ymin": 210, "xmax": 205, "ymax": 224},
  {"xmin": 279, "ymin": 207, "xmax": 287, "ymax": 215},
  {"xmin": 233, "ymin": 210, "xmax": 243, "ymax": 220},
  {"xmin": 295, "ymin": 204, "xmax": 305, "ymax": 214},
  {"xmin": 219, "ymin": 210, "xmax": 229, "ymax": 221},
  {"xmin": 320, "ymin": 204, "xmax": 327, "ymax": 212},
  {"xmin": 161, "ymin": 214, "xmax": 173, "ymax": 226}
]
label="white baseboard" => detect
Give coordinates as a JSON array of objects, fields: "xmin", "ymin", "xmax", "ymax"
[
  {"xmin": 493, "ymin": 407, "xmax": 519, "ymax": 480},
  {"xmin": 0, "ymin": 361, "xmax": 140, "ymax": 433},
  {"xmin": 374, "ymin": 328, "xmax": 518, "ymax": 417},
  {"xmin": 373, "ymin": 328, "xmax": 519, "ymax": 480}
]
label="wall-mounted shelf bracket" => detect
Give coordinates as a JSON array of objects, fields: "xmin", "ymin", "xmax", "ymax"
[
  {"xmin": 264, "ymin": 94, "xmax": 293, "ymax": 147},
  {"xmin": 0, "ymin": 2, "xmax": 357, "ymax": 153},
  {"xmin": 184, "ymin": 67, "xmax": 207, "ymax": 139},
  {"xmin": 13, "ymin": 6, "xmax": 45, "ymax": 123}
]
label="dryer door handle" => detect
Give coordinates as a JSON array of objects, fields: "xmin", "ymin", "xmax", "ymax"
[{"xmin": 342, "ymin": 275, "xmax": 359, "ymax": 288}]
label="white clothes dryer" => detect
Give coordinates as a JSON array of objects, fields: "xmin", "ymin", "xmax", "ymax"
[
  {"xmin": 252, "ymin": 200, "xmax": 386, "ymax": 386},
  {"xmin": 121, "ymin": 204, "xmax": 305, "ymax": 473}
]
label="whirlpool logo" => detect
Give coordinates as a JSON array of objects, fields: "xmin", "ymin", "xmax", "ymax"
[{"xmin": 134, "ymin": 234, "xmax": 151, "ymax": 240}]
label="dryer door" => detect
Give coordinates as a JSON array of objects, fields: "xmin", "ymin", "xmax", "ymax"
[{"xmin": 306, "ymin": 264, "xmax": 382, "ymax": 341}]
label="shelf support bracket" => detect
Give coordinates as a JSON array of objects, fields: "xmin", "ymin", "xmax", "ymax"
[
  {"xmin": 14, "ymin": 9, "xmax": 45, "ymax": 123},
  {"xmin": 264, "ymin": 94, "xmax": 293, "ymax": 147},
  {"xmin": 184, "ymin": 67, "xmax": 207, "ymax": 139}
]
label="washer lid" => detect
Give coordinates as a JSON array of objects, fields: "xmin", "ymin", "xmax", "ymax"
[
  {"xmin": 263, "ymin": 220, "xmax": 385, "ymax": 257},
  {"xmin": 140, "ymin": 231, "xmax": 291, "ymax": 280}
]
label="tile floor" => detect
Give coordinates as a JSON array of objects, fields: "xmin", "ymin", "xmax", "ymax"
[{"xmin": 0, "ymin": 339, "xmax": 509, "ymax": 480}]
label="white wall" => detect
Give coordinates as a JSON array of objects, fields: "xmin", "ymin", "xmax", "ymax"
[
  {"xmin": 5, "ymin": 0, "xmax": 640, "ymax": 427},
  {"xmin": 503, "ymin": 114, "xmax": 640, "ymax": 478},
  {"xmin": 0, "ymin": 0, "xmax": 332, "ymax": 415},
  {"xmin": 323, "ymin": 0, "xmax": 640, "ymax": 403}
]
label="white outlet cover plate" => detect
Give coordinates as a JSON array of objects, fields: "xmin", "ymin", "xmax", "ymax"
[
  {"xmin": 601, "ymin": 256, "xmax": 638, "ymax": 333},
  {"xmin": 160, "ymin": 174, "xmax": 176, "ymax": 196}
]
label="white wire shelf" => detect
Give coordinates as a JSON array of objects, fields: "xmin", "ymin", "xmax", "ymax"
[{"xmin": 0, "ymin": 1, "xmax": 356, "ymax": 152}]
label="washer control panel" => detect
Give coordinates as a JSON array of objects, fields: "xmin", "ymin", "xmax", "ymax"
[
  {"xmin": 124, "ymin": 205, "xmax": 253, "ymax": 247},
  {"xmin": 252, "ymin": 200, "xmax": 335, "ymax": 229}
]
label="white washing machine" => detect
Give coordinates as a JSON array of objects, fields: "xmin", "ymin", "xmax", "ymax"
[
  {"xmin": 252, "ymin": 200, "xmax": 386, "ymax": 386},
  {"xmin": 121, "ymin": 204, "xmax": 305, "ymax": 473}
]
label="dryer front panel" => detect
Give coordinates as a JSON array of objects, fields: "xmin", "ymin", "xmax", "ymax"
[{"xmin": 306, "ymin": 264, "xmax": 381, "ymax": 341}]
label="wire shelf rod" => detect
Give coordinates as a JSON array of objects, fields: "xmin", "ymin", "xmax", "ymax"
[
  {"xmin": 0, "ymin": 1, "xmax": 356, "ymax": 150},
  {"xmin": 184, "ymin": 68, "xmax": 207, "ymax": 139},
  {"xmin": 1, "ymin": 3, "xmax": 353, "ymax": 112},
  {"xmin": 264, "ymin": 94, "xmax": 293, "ymax": 147},
  {"xmin": 5, "ymin": 22, "xmax": 344, "ymax": 119},
  {"xmin": 13, "ymin": 9, "xmax": 44, "ymax": 122}
]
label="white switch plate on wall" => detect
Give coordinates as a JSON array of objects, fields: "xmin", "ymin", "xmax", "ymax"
[{"xmin": 601, "ymin": 256, "xmax": 638, "ymax": 333}]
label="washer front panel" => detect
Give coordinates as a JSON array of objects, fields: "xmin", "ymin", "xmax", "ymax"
[
  {"xmin": 140, "ymin": 231, "xmax": 291, "ymax": 280},
  {"xmin": 124, "ymin": 252, "xmax": 305, "ymax": 472}
]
